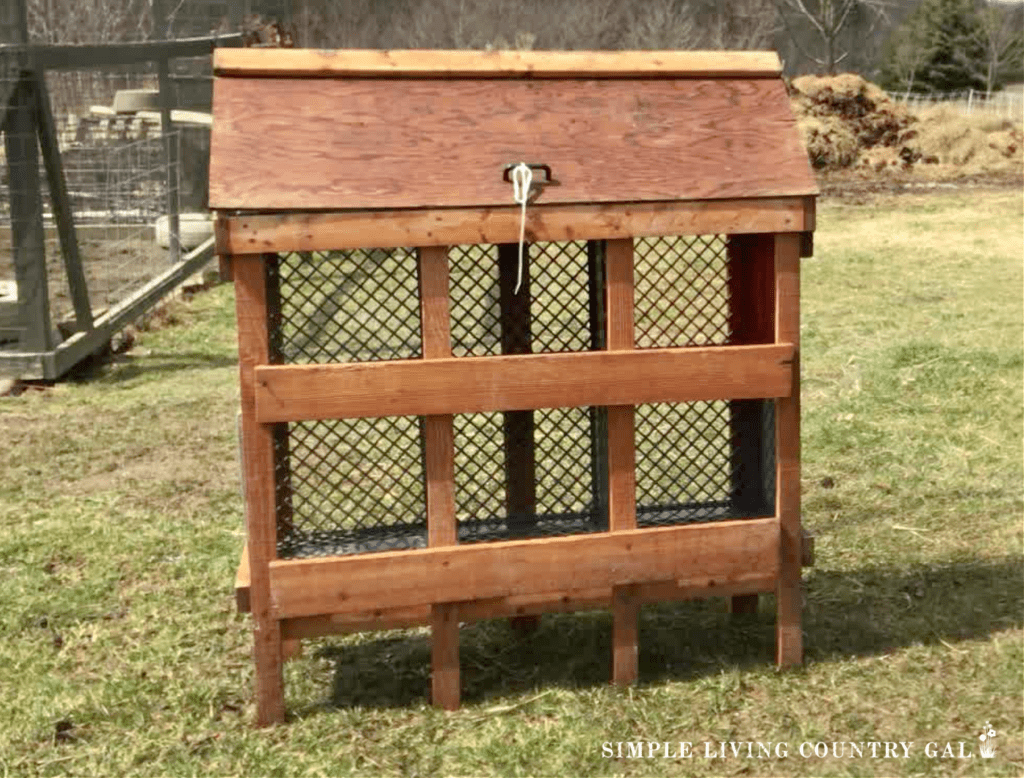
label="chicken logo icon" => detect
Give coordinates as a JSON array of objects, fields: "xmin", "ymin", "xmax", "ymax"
[{"xmin": 978, "ymin": 724, "xmax": 997, "ymax": 759}]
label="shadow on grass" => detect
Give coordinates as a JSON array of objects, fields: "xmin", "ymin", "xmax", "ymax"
[{"xmin": 312, "ymin": 556, "xmax": 1022, "ymax": 711}]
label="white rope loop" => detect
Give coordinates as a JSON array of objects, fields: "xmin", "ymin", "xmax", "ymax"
[{"xmin": 509, "ymin": 162, "xmax": 533, "ymax": 294}]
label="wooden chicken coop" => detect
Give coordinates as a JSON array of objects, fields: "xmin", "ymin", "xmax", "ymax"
[{"xmin": 210, "ymin": 48, "xmax": 817, "ymax": 726}]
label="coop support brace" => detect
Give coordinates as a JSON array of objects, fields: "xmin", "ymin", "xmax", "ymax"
[
  {"xmin": 604, "ymin": 238, "xmax": 639, "ymax": 685},
  {"xmin": 234, "ymin": 254, "xmax": 285, "ymax": 726},
  {"xmin": 31, "ymin": 73, "xmax": 93, "ymax": 332},
  {"xmin": 726, "ymin": 234, "xmax": 775, "ymax": 617},
  {"xmin": 774, "ymin": 233, "xmax": 802, "ymax": 667},
  {"xmin": 4, "ymin": 74, "xmax": 53, "ymax": 354},
  {"xmin": 419, "ymin": 246, "xmax": 460, "ymax": 710}
]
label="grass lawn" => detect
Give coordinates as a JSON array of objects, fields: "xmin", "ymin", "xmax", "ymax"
[{"xmin": 1, "ymin": 188, "xmax": 1021, "ymax": 776}]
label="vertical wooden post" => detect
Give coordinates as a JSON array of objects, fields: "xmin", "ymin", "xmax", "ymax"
[
  {"xmin": 234, "ymin": 255, "xmax": 285, "ymax": 726},
  {"xmin": 5, "ymin": 75, "xmax": 53, "ymax": 354},
  {"xmin": 727, "ymin": 234, "xmax": 775, "ymax": 616},
  {"xmin": 419, "ymin": 245, "xmax": 460, "ymax": 710},
  {"xmin": 605, "ymin": 238, "xmax": 638, "ymax": 685},
  {"xmin": 774, "ymin": 233, "xmax": 802, "ymax": 667},
  {"xmin": 32, "ymin": 74, "xmax": 93, "ymax": 332}
]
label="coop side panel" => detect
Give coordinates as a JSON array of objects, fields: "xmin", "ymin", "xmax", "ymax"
[{"xmin": 209, "ymin": 77, "xmax": 816, "ymax": 211}]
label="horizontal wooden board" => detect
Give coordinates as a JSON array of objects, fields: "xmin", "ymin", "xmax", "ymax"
[
  {"xmin": 214, "ymin": 48, "xmax": 782, "ymax": 79},
  {"xmin": 209, "ymin": 77, "xmax": 816, "ymax": 210},
  {"xmin": 269, "ymin": 518, "xmax": 779, "ymax": 619},
  {"xmin": 216, "ymin": 197, "xmax": 815, "ymax": 255},
  {"xmin": 279, "ymin": 573, "xmax": 777, "ymax": 638},
  {"xmin": 254, "ymin": 344, "xmax": 794, "ymax": 423}
]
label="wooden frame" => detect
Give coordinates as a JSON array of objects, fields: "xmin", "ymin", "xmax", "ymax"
[{"xmin": 214, "ymin": 47, "xmax": 814, "ymax": 726}]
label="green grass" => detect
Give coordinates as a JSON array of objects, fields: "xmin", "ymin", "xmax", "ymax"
[{"xmin": 1, "ymin": 189, "xmax": 1022, "ymax": 776}]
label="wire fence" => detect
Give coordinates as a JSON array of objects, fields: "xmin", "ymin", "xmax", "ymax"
[
  {"xmin": 896, "ymin": 88, "xmax": 1024, "ymax": 122},
  {"xmin": 0, "ymin": 65, "xmax": 182, "ymax": 333}
]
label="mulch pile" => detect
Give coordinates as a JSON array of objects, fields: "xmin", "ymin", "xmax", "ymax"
[{"xmin": 789, "ymin": 73, "xmax": 1023, "ymax": 177}]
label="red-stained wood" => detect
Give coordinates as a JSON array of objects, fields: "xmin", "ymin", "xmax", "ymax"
[
  {"xmin": 727, "ymin": 233, "xmax": 776, "ymax": 618},
  {"xmin": 604, "ymin": 238, "xmax": 638, "ymax": 685},
  {"xmin": 214, "ymin": 198, "xmax": 814, "ymax": 256},
  {"xmin": 419, "ymin": 245, "xmax": 460, "ymax": 710},
  {"xmin": 253, "ymin": 344, "xmax": 794, "ymax": 423},
  {"xmin": 214, "ymin": 48, "xmax": 783, "ymax": 79},
  {"xmin": 233, "ymin": 254, "xmax": 284, "ymax": 727},
  {"xmin": 277, "ymin": 571, "xmax": 777, "ymax": 639},
  {"xmin": 268, "ymin": 518, "xmax": 780, "ymax": 619},
  {"xmin": 209, "ymin": 78, "xmax": 817, "ymax": 211},
  {"xmin": 774, "ymin": 233, "xmax": 802, "ymax": 668}
]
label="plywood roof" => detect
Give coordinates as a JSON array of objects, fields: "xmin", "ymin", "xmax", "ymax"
[{"xmin": 209, "ymin": 49, "xmax": 817, "ymax": 212}]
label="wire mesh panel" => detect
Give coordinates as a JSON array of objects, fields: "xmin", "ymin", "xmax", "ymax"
[
  {"xmin": 267, "ymin": 250, "xmax": 426, "ymax": 557},
  {"xmin": 265, "ymin": 235, "xmax": 775, "ymax": 559},
  {"xmin": 450, "ymin": 241, "xmax": 606, "ymax": 542},
  {"xmin": 632, "ymin": 235, "xmax": 775, "ymax": 523},
  {"xmin": 634, "ymin": 235, "xmax": 730, "ymax": 349},
  {"xmin": 274, "ymin": 417, "xmax": 427, "ymax": 558},
  {"xmin": 0, "ymin": 61, "xmax": 181, "ymax": 344},
  {"xmin": 269, "ymin": 248, "xmax": 422, "ymax": 364}
]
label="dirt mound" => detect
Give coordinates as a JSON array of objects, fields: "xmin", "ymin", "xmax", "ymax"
[{"xmin": 789, "ymin": 73, "xmax": 1023, "ymax": 179}]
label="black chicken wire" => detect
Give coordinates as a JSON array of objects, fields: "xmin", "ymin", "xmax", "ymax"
[{"xmin": 265, "ymin": 238, "xmax": 775, "ymax": 559}]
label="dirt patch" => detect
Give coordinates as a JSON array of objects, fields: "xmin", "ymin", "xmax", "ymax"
[{"xmin": 790, "ymin": 73, "xmax": 1023, "ymax": 185}]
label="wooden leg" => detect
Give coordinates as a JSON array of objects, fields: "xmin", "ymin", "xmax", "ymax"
[
  {"xmin": 774, "ymin": 233, "xmax": 802, "ymax": 668},
  {"xmin": 431, "ymin": 604, "xmax": 460, "ymax": 710},
  {"xmin": 253, "ymin": 619, "xmax": 285, "ymax": 727},
  {"xmin": 612, "ymin": 585, "xmax": 639, "ymax": 686},
  {"xmin": 730, "ymin": 594, "xmax": 759, "ymax": 616}
]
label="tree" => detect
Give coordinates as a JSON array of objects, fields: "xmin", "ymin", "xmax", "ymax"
[
  {"xmin": 775, "ymin": 0, "xmax": 892, "ymax": 74},
  {"xmin": 970, "ymin": 1, "xmax": 1024, "ymax": 95},
  {"xmin": 883, "ymin": 0, "xmax": 991, "ymax": 92}
]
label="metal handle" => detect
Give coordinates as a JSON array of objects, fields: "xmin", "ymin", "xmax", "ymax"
[{"xmin": 502, "ymin": 163, "xmax": 552, "ymax": 184}]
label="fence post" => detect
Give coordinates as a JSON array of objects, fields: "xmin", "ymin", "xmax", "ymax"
[
  {"xmin": 967, "ymin": 88, "xmax": 973, "ymax": 114},
  {"xmin": 5, "ymin": 76, "xmax": 54, "ymax": 354}
]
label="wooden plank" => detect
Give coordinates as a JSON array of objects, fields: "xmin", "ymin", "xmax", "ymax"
[
  {"xmin": 233, "ymin": 254, "xmax": 285, "ymax": 727},
  {"xmin": 31, "ymin": 74, "xmax": 92, "ymax": 332},
  {"xmin": 418, "ymin": 245, "xmax": 456, "ymax": 546},
  {"xmin": 236, "ymin": 544, "xmax": 251, "ymax": 613},
  {"xmin": 5, "ymin": 75, "xmax": 53, "ymax": 354},
  {"xmin": 604, "ymin": 237, "xmax": 638, "ymax": 685},
  {"xmin": 727, "ymin": 233, "xmax": 775, "ymax": 618},
  {"xmin": 269, "ymin": 518, "xmax": 780, "ymax": 619},
  {"xmin": 209, "ymin": 78, "xmax": 817, "ymax": 211},
  {"xmin": 214, "ymin": 48, "xmax": 783, "ymax": 78},
  {"xmin": 774, "ymin": 233, "xmax": 802, "ymax": 668},
  {"xmin": 279, "ymin": 572, "xmax": 778, "ymax": 638},
  {"xmin": 254, "ymin": 343, "xmax": 795, "ymax": 423},
  {"xmin": 215, "ymin": 198, "xmax": 814, "ymax": 255},
  {"xmin": 418, "ymin": 244, "xmax": 460, "ymax": 710}
]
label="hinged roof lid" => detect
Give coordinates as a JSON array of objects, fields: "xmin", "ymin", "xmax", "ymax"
[{"xmin": 209, "ymin": 49, "xmax": 817, "ymax": 212}]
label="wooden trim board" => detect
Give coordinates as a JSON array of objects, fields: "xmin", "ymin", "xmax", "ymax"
[
  {"xmin": 279, "ymin": 573, "xmax": 778, "ymax": 639},
  {"xmin": 214, "ymin": 48, "xmax": 782, "ymax": 79},
  {"xmin": 268, "ymin": 518, "xmax": 779, "ymax": 619},
  {"xmin": 254, "ymin": 344, "xmax": 795, "ymax": 423},
  {"xmin": 215, "ymin": 200, "xmax": 815, "ymax": 255}
]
